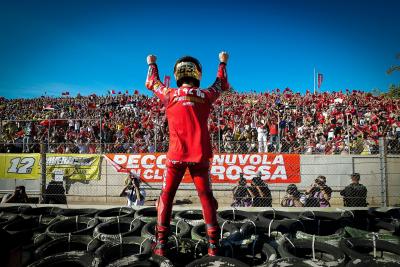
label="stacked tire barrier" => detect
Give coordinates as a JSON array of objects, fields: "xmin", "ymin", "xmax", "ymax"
[{"xmin": 1, "ymin": 205, "xmax": 400, "ymax": 266}]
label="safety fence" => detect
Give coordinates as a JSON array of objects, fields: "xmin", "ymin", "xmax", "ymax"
[{"xmin": 0, "ymin": 140, "xmax": 399, "ymax": 208}]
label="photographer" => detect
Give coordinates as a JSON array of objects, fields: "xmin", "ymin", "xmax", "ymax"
[
  {"xmin": 305, "ymin": 176, "xmax": 332, "ymax": 207},
  {"xmin": 1, "ymin": 185, "xmax": 29, "ymax": 203},
  {"xmin": 120, "ymin": 171, "xmax": 146, "ymax": 206},
  {"xmin": 248, "ymin": 172, "xmax": 272, "ymax": 207},
  {"xmin": 340, "ymin": 173, "xmax": 368, "ymax": 207},
  {"xmin": 281, "ymin": 184, "xmax": 305, "ymax": 207},
  {"xmin": 231, "ymin": 173, "xmax": 252, "ymax": 207}
]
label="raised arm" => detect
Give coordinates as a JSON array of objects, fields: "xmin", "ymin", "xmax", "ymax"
[
  {"xmin": 145, "ymin": 55, "xmax": 169, "ymax": 102},
  {"xmin": 203, "ymin": 51, "xmax": 230, "ymax": 103}
]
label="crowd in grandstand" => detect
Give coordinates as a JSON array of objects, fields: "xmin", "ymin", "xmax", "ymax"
[{"xmin": 0, "ymin": 89, "xmax": 399, "ymax": 154}]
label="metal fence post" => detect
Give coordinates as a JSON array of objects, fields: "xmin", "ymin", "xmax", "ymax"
[
  {"xmin": 40, "ymin": 142, "xmax": 46, "ymax": 203},
  {"xmin": 379, "ymin": 137, "xmax": 388, "ymax": 207}
]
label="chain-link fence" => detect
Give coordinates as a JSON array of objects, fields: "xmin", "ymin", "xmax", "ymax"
[{"xmin": 0, "ymin": 118, "xmax": 399, "ymax": 208}]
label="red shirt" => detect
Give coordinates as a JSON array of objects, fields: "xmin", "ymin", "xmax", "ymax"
[{"xmin": 146, "ymin": 62, "xmax": 229, "ymax": 162}]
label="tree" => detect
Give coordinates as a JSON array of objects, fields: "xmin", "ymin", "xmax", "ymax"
[
  {"xmin": 387, "ymin": 53, "xmax": 400, "ymax": 75},
  {"xmin": 387, "ymin": 84, "xmax": 400, "ymax": 98}
]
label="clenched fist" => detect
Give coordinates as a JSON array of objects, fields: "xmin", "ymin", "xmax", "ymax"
[
  {"xmin": 219, "ymin": 51, "xmax": 229, "ymax": 63},
  {"xmin": 147, "ymin": 55, "xmax": 157, "ymax": 65}
]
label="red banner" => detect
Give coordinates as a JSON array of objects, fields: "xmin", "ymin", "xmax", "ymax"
[
  {"xmin": 105, "ymin": 153, "xmax": 301, "ymax": 184},
  {"xmin": 318, "ymin": 73, "xmax": 323, "ymax": 89}
]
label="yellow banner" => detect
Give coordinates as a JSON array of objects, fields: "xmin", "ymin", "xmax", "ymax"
[
  {"xmin": 0, "ymin": 153, "xmax": 41, "ymax": 179},
  {"xmin": 46, "ymin": 154, "xmax": 101, "ymax": 180}
]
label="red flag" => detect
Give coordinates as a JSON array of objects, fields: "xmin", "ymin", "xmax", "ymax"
[
  {"xmin": 317, "ymin": 73, "xmax": 323, "ymax": 89},
  {"xmin": 134, "ymin": 90, "xmax": 139, "ymax": 95},
  {"xmin": 164, "ymin": 75, "xmax": 171, "ymax": 88},
  {"xmin": 111, "ymin": 90, "xmax": 116, "ymax": 94}
]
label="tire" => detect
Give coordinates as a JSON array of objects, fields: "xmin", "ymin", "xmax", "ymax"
[
  {"xmin": 344, "ymin": 226, "xmax": 400, "ymax": 245},
  {"xmin": 340, "ymin": 237, "xmax": 400, "ymax": 264},
  {"xmin": 46, "ymin": 217, "xmax": 99, "ymax": 239},
  {"xmin": 21, "ymin": 207, "xmax": 61, "ymax": 225},
  {"xmin": 235, "ymin": 238, "xmax": 277, "ymax": 266},
  {"xmin": 191, "ymin": 222, "xmax": 240, "ymax": 241},
  {"xmin": 58, "ymin": 208, "xmax": 98, "ymax": 219},
  {"xmin": 27, "ymin": 251, "xmax": 99, "ymax": 267},
  {"xmin": 186, "ymin": 256, "xmax": 250, "ymax": 267},
  {"xmin": 134, "ymin": 207, "xmax": 158, "ymax": 223},
  {"xmin": 167, "ymin": 238, "xmax": 207, "ymax": 265},
  {"xmin": 217, "ymin": 210, "xmax": 254, "ymax": 227},
  {"xmin": 141, "ymin": 220, "xmax": 191, "ymax": 239},
  {"xmin": 95, "ymin": 236, "xmax": 152, "ymax": 266},
  {"xmin": 175, "ymin": 210, "xmax": 204, "ymax": 226},
  {"xmin": 0, "ymin": 205, "xmax": 32, "ymax": 214},
  {"xmin": 298, "ymin": 211, "xmax": 351, "ymax": 236},
  {"xmin": 93, "ymin": 217, "xmax": 142, "ymax": 242},
  {"xmin": 95, "ymin": 207, "xmax": 135, "ymax": 223},
  {"xmin": 0, "ymin": 213, "xmax": 19, "ymax": 227},
  {"xmin": 105, "ymin": 254, "xmax": 173, "ymax": 267},
  {"xmin": 268, "ymin": 258, "xmax": 315, "ymax": 267},
  {"xmin": 295, "ymin": 228, "xmax": 346, "ymax": 247},
  {"xmin": 278, "ymin": 238, "xmax": 346, "ymax": 266},
  {"xmin": 257, "ymin": 210, "xmax": 303, "ymax": 234},
  {"xmin": 35, "ymin": 235, "xmax": 102, "ymax": 259},
  {"xmin": 4, "ymin": 216, "xmax": 48, "ymax": 246}
]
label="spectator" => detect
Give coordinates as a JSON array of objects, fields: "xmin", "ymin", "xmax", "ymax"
[
  {"xmin": 231, "ymin": 173, "xmax": 252, "ymax": 207},
  {"xmin": 340, "ymin": 173, "xmax": 368, "ymax": 207},
  {"xmin": 120, "ymin": 171, "xmax": 146, "ymax": 206},
  {"xmin": 304, "ymin": 176, "xmax": 332, "ymax": 207},
  {"xmin": 281, "ymin": 184, "xmax": 305, "ymax": 207},
  {"xmin": 1, "ymin": 185, "xmax": 29, "ymax": 203},
  {"xmin": 248, "ymin": 172, "xmax": 272, "ymax": 207}
]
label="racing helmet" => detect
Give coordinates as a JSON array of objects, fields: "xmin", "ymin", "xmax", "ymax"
[{"xmin": 174, "ymin": 56, "xmax": 202, "ymax": 87}]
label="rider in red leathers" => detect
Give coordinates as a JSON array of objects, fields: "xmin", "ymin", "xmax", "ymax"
[{"xmin": 145, "ymin": 52, "xmax": 229, "ymax": 257}]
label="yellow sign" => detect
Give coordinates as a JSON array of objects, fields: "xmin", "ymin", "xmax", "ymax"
[
  {"xmin": 0, "ymin": 153, "xmax": 41, "ymax": 179},
  {"xmin": 46, "ymin": 154, "xmax": 101, "ymax": 180}
]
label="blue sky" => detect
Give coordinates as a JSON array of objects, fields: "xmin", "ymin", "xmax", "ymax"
[{"xmin": 0, "ymin": 0, "xmax": 399, "ymax": 98}]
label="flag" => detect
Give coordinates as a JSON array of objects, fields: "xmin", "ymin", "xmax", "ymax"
[
  {"xmin": 65, "ymin": 91, "xmax": 69, "ymax": 95},
  {"xmin": 134, "ymin": 90, "xmax": 139, "ymax": 95},
  {"xmin": 111, "ymin": 90, "xmax": 116, "ymax": 94},
  {"xmin": 164, "ymin": 75, "xmax": 171, "ymax": 88},
  {"xmin": 118, "ymin": 91, "xmax": 122, "ymax": 94},
  {"xmin": 317, "ymin": 73, "xmax": 323, "ymax": 88}
]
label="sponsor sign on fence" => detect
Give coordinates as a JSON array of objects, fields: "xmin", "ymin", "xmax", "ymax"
[
  {"xmin": 105, "ymin": 153, "xmax": 301, "ymax": 183},
  {"xmin": 0, "ymin": 153, "xmax": 41, "ymax": 179},
  {"xmin": 46, "ymin": 154, "xmax": 101, "ymax": 180}
]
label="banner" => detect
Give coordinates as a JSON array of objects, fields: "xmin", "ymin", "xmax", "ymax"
[
  {"xmin": 0, "ymin": 153, "xmax": 41, "ymax": 179},
  {"xmin": 46, "ymin": 154, "xmax": 101, "ymax": 180},
  {"xmin": 105, "ymin": 153, "xmax": 301, "ymax": 183}
]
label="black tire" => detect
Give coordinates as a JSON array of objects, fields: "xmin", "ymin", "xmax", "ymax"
[
  {"xmin": 278, "ymin": 238, "xmax": 346, "ymax": 266},
  {"xmin": 217, "ymin": 210, "xmax": 254, "ymax": 227},
  {"xmin": 191, "ymin": 222, "xmax": 240, "ymax": 241},
  {"xmin": 105, "ymin": 254, "xmax": 173, "ymax": 267},
  {"xmin": 58, "ymin": 208, "xmax": 98, "ymax": 219},
  {"xmin": 0, "ymin": 205, "xmax": 32, "ymax": 214},
  {"xmin": 186, "ymin": 256, "xmax": 250, "ymax": 267},
  {"xmin": 4, "ymin": 217, "xmax": 47, "ymax": 245},
  {"xmin": 95, "ymin": 236, "xmax": 152, "ymax": 266},
  {"xmin": 46, "ymin": 217, "xmax": 99, "ymax": 239},
  {"xmin": 141, "ymin": 220, "xmax": 191, "ymax": 239},
  {"xmin": 340, "ymin": 237, "xmax": 400, "ymax": 264},
  {"xmin": 257, "ymin": 210, "xmax": 303, "ymax": 234},
  {"xmin": 134, "ymin": 207, "xmax": 158, "ymax": 223},
  {"xmin": 295, "ymin": 228, "xmax": 346, "ymax": 247},
  {"xmin": 298, "ymin": 210, "xmax": 351, "ymax": 236},
  {"xmin": 268, "ymin": 258, "xmax": 315, "ymax": 267},
  {"xmin": 93, "ymin": 217, "xmax": 142, "ymax": 242},
  {"xmin": 35, "ymin": 235, "xmax": 102, "ymax": 259},
  {"xmin": 0, "ymin": 213, "xmax": 20, "ymax": 227},
  {"xmin": 95, "ymin": 207, "xmax": 135, "ymax": 223},
  {"xmin": 235, "ymin": 238, "xmax": 277, "ymax": 266},
  {"xmin": 27, "ymin": 251, "xmax": 99, "ymax": 267},
  {"xmin": 21, "ymin": 207, "xmax": 61, "ymax": 225},
  {"xmin": 175, "ymin": 210, "xmax": 204, "ymax": 226}
]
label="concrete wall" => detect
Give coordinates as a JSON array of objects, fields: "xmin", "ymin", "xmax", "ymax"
[{"xmin": 1, "ymin": 154, "xmax": 399, "ymax": 207}]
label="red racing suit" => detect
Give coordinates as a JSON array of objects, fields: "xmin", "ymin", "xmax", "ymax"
[{"xmin": 145, "ymin": 61, "xmax": 229, "ymax": 231}]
